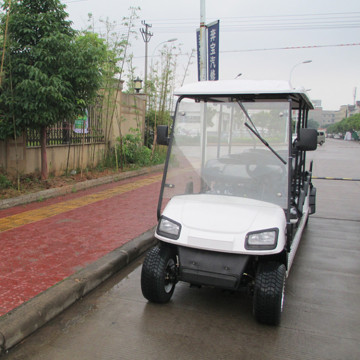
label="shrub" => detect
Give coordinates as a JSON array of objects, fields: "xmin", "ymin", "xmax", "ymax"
[
  {"xmin": 116, "ymin": 128, "xmax": 166, "ymax": 167},
  {"xmin": 0, "ymin": 174, "xmax": 12, "ymax": 190}
]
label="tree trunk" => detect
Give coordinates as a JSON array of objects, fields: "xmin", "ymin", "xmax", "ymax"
[{"xmin": 40, "ymin": 126, "xmax": 48, "ymax": 180}]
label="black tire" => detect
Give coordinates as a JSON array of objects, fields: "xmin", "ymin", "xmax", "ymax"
[
  {"xmin": 141, "ymin": 245, "xmax": 177, "ymax": 303},
  {"xmin": 253, "ymin": 261, "xmax": 286, "ymax": 326}
]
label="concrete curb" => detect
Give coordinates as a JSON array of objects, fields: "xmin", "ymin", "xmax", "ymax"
[
  {"xmin": 0, "ymin": 164, "xmax": 164, "ymax": 210},
  {"xmin": 0, "ymin": 228, "xmax": 158, "ymax": 354}
]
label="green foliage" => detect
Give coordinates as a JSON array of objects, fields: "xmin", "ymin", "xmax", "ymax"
[
  {"xmin": 145, "ymin": 109, "xmax": 173, "ymax": 147},
  {"xmin": 327, "ymin": 113, "xmax": 360, "ymax": 134},
  {"xmin": 86, "ymin": 7, "xmax": 140, "ymax": 86},
  {"xmin": 0, "ymin": 0, "xmax": 107, "ymax": 140},
  {"xmin": 307, "ymin": 118, "xmax": 320, "ymax": 129},
  {"xmin": 147, "ymin": 43, "xmax": 181, "ymax": 113},
  {"xmin": 115, "ymin": 128, "xmax": 166, "ymax": 167},
  {"xmin": 71, "ymin": 32, "xmax": 107, "ymax": 105},
  {"xmin": 0, "ymin": 173, "xmax": 12, "ymax": 189},
  {"xmin": 85, "ymin": 7, "xmax": 140, "ymax": 158},
  {"xmin": 144, "ymin": 42, "xmax": 183, "ymax": 147},
  {"xmin": 120, "ymin": 128, "xmax": 150, "ymax": 166}
]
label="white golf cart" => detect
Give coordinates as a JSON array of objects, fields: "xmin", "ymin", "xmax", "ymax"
[{"xmin": 141, "ymin": 80, "xmax": 317, "ymax": 325}]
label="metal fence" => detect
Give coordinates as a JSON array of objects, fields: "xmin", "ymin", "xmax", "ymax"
[{"xmin": 26, "ymin": 106, "xmax": 104, "ymax": 147}]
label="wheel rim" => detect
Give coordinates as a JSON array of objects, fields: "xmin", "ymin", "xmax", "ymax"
[{"xmin": 164, "ymin": 258, "xmax": 176, "ymax": 293}]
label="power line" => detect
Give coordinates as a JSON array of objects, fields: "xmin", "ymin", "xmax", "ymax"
[
  {"xmin": 146, "ymin": 12, "xmax": 360, "ymax": 33},
  {"xmin": 147, "ymin": 12, "xmax": 360, "ymax": 24},
  {"xmin": 88, "ymin": 22, "xmax": 360, "ymax": 37},
  {"xmin": 77, "ymin": 11, "xmax": 360, "ymax": 35},
  {"xmin": 148, "ymin": 11, "xmax": 360, "ymax": 20},
  {"xmin": 151, "ymin": 19, "xmax": 360, "ymax": 33},
  {"xmin": 132, "ymin": 42, "xmax": 360, "ymax": 59},
  {"xmin": 152, "ymin": 25, "xmax": 360, "ymax": 34},
  {"xmin": 220, "ymin": 42, "xmax": 360, "ymax": 53}
]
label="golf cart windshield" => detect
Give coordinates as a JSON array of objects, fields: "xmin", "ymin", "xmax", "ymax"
[{"xmin": 160, "ymin": 97, "xmax": 290, "ymax": 211}]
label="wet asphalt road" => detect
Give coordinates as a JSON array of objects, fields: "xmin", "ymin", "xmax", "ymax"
[{"xmin": 3, "ymin": 139, "xmax": 360, "ymax": 360}]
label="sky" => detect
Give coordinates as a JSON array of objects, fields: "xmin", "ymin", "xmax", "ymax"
[{"xmin": 64, "ymin": 0, "xmax": 360, "ymax": 110}]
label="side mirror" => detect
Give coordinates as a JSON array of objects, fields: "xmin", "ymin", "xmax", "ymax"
[
  {"xmin": 157, "ymin": 125, "xmax": 169, "ymax": 146},
  {"xmin": 296, "ymin": 128, "xmax": 318, "ymax": 151}
]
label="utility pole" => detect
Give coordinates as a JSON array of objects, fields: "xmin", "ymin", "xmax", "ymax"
[
  {"xmin": 353, "ymin": 87, "xmax": 357, "ymax": 106},
  {"xmin": 140, "ymin": 21, "xmax": 153, "ymax": 93},
  {"xmin": 199, "ymin": 0, "xmax": 207, "ymax": 81}
]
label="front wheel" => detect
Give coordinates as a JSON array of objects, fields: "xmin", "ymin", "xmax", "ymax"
[
  {"xmin": 141, "ymin": 245, "xmax": 177, "ymax": 303},
  {"xmin": 253, "ymin": 261, "xmax": 286, "ymax": 326}
]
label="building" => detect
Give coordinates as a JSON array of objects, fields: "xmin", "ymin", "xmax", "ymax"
[{"xmin": 309, "ymin": 100, "xmax": 360, "ymax": 128}]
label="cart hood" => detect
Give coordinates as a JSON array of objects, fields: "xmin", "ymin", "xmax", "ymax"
[{"xmin": 156, "ymin": 194, "xmax": 287, "ymax": 254}]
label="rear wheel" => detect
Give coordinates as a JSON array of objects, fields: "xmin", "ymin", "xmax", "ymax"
[
  {"xmin": 253, "ymin": 261, "xmax": 286, "ymax": 325},
  {"xmin": 141, "ymin": 245, "xmax": 177, "ymax": 303}
]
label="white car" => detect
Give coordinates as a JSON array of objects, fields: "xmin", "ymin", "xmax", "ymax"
[{"xmin": 141, "ymin": 80, "xmax": 318, "ymax": 325}]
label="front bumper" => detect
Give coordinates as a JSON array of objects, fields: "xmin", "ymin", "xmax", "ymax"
[{"xmin": 177, "ymin": 245, "xmax": 249, "ymax": 290}]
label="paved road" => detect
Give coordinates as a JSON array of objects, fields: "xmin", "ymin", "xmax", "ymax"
[{"xmin": 3, "ymin": 139, "xmax": 360, "ymax": 360}]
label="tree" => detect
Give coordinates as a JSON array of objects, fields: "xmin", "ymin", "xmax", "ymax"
[
  {"xmin": 0, "ymin": 0, "xmax": 107, "ymax": 179},
  {"xmin": 307, "ymin": 118, "xmax": 320, "ymax": 130},
  {"xmin": 86, "ymin": 7, "xmax": 140, "ymax": 164},
  {"xmin": 326, "ymin": 113, "xmax": 360, "ymax": 134},
  {"xmin": 146, "ymin": 43, "xmax": 182, "ymax": 148}
]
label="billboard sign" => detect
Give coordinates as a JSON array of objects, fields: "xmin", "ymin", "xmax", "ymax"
[
  {"xmin": 196, "ymin": 28, "xmax": 201, "ymax": 81},
  {"xmin": 207, "ymin": 20, "xmax": 219, "ymax": 81},
  {"xmin": 196, "ymin": 20, "xmax": 220, "ymax": 81},
  {"xmin": 73, "ymin": 113, "xmax": 88, "ymax": 134}
]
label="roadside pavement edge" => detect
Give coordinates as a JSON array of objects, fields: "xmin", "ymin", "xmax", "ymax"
[
  {"xmin": 0, "ymin": 164, "xmax": 164, "ymax": 210},
  {"xmin": 0, "ymin": 227, "xmax": 158, "ymax": 355}
]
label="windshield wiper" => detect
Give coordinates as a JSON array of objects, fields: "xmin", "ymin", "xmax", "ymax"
[{"xmin": 237, "ymin": 101, "xmax": 287, "ymax": 165}]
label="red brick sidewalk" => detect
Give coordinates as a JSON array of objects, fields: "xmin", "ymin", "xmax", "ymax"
[{"xmin": 0, "ymin": 172, "xmax": 162, "ymax": 316}]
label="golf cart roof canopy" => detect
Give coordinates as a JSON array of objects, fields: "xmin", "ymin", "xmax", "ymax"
[{"xmin": 174, "ymin": 80, "xmax": 314, "ymax": 110}]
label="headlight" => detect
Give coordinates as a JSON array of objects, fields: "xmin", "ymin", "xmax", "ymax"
[
  {"xmin": 245, "ymin": 228, "xmax": 278, "ymax": 250},
  {"xmin": 157, "ymin": 216, "xmax": 181, "ymax": 240}
]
